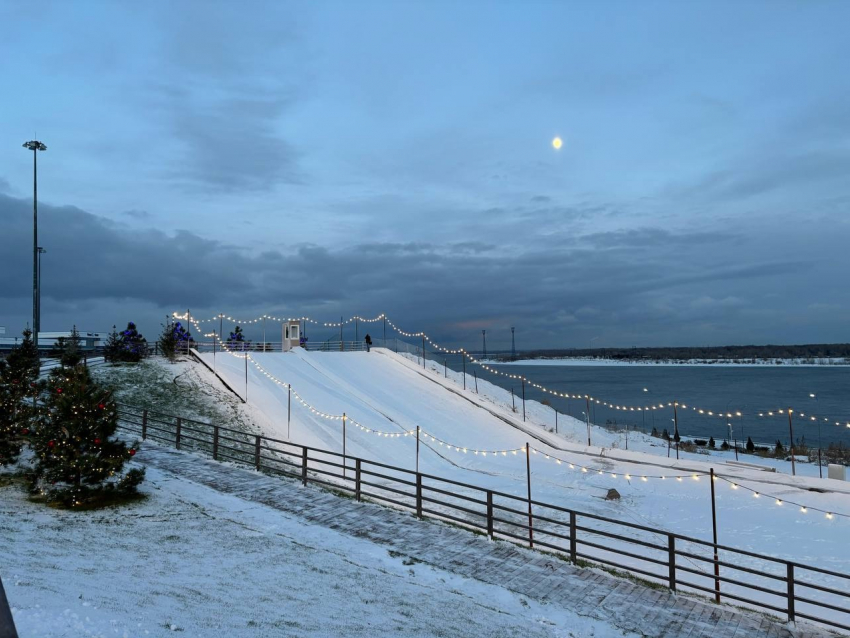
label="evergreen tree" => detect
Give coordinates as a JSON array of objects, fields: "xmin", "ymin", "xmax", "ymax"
[
  {"xmin": 0, "ymin": 330, "xmax": 41, "ymax": 466},
  {"xmin": 49, "ymin": 326, "xmax": 83, "ymax": 367},
  {"xmin": 746, "ymin": 436, "xmax": 755, "ymax": 452},
  {"xmin": 103, "ymin": 325, "xmax": 123, "ymax": 363},
  {"xmin": 775, "ymin": 439, "xmax": 785, "ymax": 455},
  {"xmin": 708, "ymin": 436, "xmax": 715, "ymax": 448},
  {"xmin": 227, "ymin": 325, "xmax": 245, "ymax": 349},
  {"xmin": 30, "ymin": 364, "xmax": 144, "ymax": 506},
  {"xmin": 169, "ymin": 321, "xmax": 194, "ymax": 355},
  {"xmin": 116, "ymin": 322, "xmax": 147, "ymax": 362},
  {"xmin": 157, "ymin": 319, "xmax": 178, "ymax": 362}
]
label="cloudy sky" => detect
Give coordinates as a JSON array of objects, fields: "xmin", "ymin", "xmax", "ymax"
[{"xmin": 1, "ymin": 1, "xmax": 849, "ymax": 349}]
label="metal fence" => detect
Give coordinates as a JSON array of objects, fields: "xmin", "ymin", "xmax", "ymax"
[{"xmin": 116, "ymin": 403, "xmax": 850, "ymax": 633}]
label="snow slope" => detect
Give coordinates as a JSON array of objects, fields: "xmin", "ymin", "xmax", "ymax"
[{"xmin": 198, "ymin": 348, "xmax": 850, "ymax": 596}]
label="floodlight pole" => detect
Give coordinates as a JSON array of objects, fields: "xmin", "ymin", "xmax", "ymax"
[
  {"xmin": 37, "ymin": 247, "xmax": 46, "ymax": 332},
  {"xmin": 23, "ymin": 140, "xmax": 47, "ymax": 353}
]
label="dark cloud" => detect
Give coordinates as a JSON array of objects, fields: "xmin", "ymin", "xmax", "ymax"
[{"xmin": 3, "ymin": 192, "xmax": 848, "ymax": 349}]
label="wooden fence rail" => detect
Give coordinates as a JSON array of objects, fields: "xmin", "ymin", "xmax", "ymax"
[{"xmin": 115, "ymin": 403, "xmax": 850, "ymax": 634}]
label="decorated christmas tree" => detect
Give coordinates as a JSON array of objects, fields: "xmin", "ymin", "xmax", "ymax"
[
  {"xmin": 170, "ymin": 321, "xmax": 194, "ymax": 355},
  {"xmin": 104, "ymin": 322, "xmax": 148, "ymax": 363},
  {"xmin": 30, "ymin": 363, "xmax": 144, "ymax": 506},
  {"xmin": 117, "ymin": 322, "xmax": 147, "ymax": 362},
  {"xmin": 227, "ymin": 325, "xmax": 245, "ymax": 347},
  {"xmin": 0, "ymin": 329, "xmax": 41, "ymax": 466}
]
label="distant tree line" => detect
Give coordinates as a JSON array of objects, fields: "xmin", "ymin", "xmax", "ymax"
[{"xmin": 500, "ymin": 343, "xmax": 850, "ymax": 362}]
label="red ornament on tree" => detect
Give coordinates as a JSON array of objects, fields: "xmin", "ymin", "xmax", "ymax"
[
  {"xmin": 98, "ymin": 403, "xmax": 105, "ymax": 410},
  {"xmin": 48, "ymin": 440, "xmax": 55, "ymax": 448},
  {"xmin": 94, "ymin": 438, "xmax": 101, "ymax": 445},
  {"xmin": 128, "ymin": 448, "xmax": 136, "ymax": 456},
  {"xmin": 56, "ymin": 388, "xmax": 63, "ymax": 394},
  {"xmin": 21, "ymin": 428, "xmax": 29, "ymax": 435}
]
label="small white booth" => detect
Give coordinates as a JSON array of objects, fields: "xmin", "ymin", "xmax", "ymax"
[{"xmin": 282, "ymin": 320, "xmax": 301, "ymax": 352}]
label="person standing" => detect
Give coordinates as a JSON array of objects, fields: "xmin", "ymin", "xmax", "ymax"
[{"xmin": 364, "ymin": 333, "xmax": 372, "ymax": 352}]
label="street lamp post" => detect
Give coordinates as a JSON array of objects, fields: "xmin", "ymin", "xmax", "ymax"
[
  {"xmin": 482, "ymin": 330, "xmax": 487, "ymax": 359},
  {"xmin": 23, "ymin": 140, "xmax": 47, "ymax": 352},
  {"xmin": 810, "ymin": 394, "xmax": 823, "ymax": 479},
  {"xmin": 37, "ymin": 247, "xmax": 46, "ymax": 332}
]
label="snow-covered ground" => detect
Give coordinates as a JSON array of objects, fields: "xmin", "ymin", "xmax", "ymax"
[
  {"xmin": 1, "ymin": 466, "xmax": 635, "ymax": 638},
  {"xmin": 199, "ymin": 347, "xmax": 850, "ymax": 593}
]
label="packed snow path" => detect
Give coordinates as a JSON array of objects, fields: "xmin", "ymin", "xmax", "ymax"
[{"xmin": 125, "ymin": 441, "xmax": 831, "ymax": 638}]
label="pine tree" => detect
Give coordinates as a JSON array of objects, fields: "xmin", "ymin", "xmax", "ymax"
[
  {"xmin": 775, "ymin": 439, "xmax": 785, "ymax": 455},
  {"xmin": 157, "ymin": 319, "xmax": 178, "ymax": 362},
  {"xmin": 170, "ymin": 321, "xmax": 194, "ymax": 355},
  {"xmin": 0, "ymin": 330, "xmax": 41, "ymax": 466},
  {"xmin": 116, "ymin": 322, "xmax": 147, "ymax": 362},
  {"xmin": 50, "ymin": 326, "xmax": 83, "ymax": 367},
  {"xmin": 746, "ymin": 436, "xmax": 755, "ymax": 452},
  {"xmin": 30, "ymin": 364, "xmax": 144, "ymax": 506},
  {"xmin": 103, "ymin": 325, "xmax": 123, "ymax": 363},
  {"xmin": 227, "ymin": 325, "xmax": 245, "ymax": 349},
  {"xmin": 708, "ymin": 436, "xmax": 715, "ymax": 448}
]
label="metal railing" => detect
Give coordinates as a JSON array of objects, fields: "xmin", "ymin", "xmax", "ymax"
[{"xmin": 116, "ymin": 403, "xmax": 850, "ymax": 633}]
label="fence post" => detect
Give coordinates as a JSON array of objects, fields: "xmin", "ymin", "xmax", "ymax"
[
  {"xmin": 555, "ymin": 408, "xmax": 558, "ymax": 433},
  {"xmin": 301, "ymin": 447, "xmax": 308, "ymax": 486},
  {"xmin": 462, "ymin": 355, "xmax": 466, "ymax": 390},
  {"xmin": 787, "ymin": 563, "xmax": 795, "ymax": 622},
  {"xmin": 668, "ymin": 536, "xmax": 677, "ymax": 591},
  {"xmin": 474, "ymin": 370, "xmax": 478, "ymax": 393},
  {"xmin": 213, "ymin": 426, "xmax": 219, "ymax": 460},
  {"xmin": 142, "ymin": 409, "xmax": 148, "ymax": 440},
  {"xmin": 175, "ymin": 418, "xmax": 182, "ymax": 450},
  {"xmin": 522, "ymin": 379, "xmax": 526, "ymax": 422},
  {"xmin": 569, "ymin": 511, "xmax": 577, "ymax": 563},
  {"xmin": 486, "ymin": 490, "xmax": 494, "ymax": 539},
  {"xmin": 710, "ymin": 467, "xmax": 721, "ymax": 603},
  {"xmin": 416, "ymin": 472, "xmax": 423, "ymax": 519},
  {"xmin": 526, "ymin": 442, "xmax": 533, "ymax": 548},
  {"xmin": 254, "ymin": 435, "xmax": 261, "ymax": 470},
  {"xmin": 355, "ymin": 459, "xmax": 362, "ymax": 502}
]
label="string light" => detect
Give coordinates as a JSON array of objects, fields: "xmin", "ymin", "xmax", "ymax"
[
  {"xmin": 184, "ymin": 312, "xmax": 850, "ymax": 522},
  {"xmin": 177, "ymin": 310, "xmax": 849, "ymax": 426},
  {"xmin": 717, "ymin": 476, "xmax": 848, "ymax": 521}
]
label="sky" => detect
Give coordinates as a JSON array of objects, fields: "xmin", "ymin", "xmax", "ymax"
[{"xmin": 1, "ymin": 0, "xmax": 849, "ymax": 350}]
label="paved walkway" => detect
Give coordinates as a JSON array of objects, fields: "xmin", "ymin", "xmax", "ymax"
[{"xmin": 133, "ymin": 442, "xmax": 834, "ymax": 638}]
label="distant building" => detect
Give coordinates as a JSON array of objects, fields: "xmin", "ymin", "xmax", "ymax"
[{"xmin": 0, "ymin": 330, "xmax": 108, "ymax": 351}]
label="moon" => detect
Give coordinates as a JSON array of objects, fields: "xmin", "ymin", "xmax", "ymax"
[{"xmin": 552, "ymin": 136, "xmax": 563, "ymax": 150}]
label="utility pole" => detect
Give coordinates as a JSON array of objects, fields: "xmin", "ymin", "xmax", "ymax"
[
  {"xmin": 585, "ymin": 396, "xmax": 592, "ymax": 446},
  {"xmin": 23, "ymin": 140, "xmax": 47, "ymax": 353},
  {"xmin": 511, "ymin": 327, "xmax": 516, "ymax": 361},
  {"xmin": 482, "ymin": 329, "xmax": 487, "ymax": 359}
]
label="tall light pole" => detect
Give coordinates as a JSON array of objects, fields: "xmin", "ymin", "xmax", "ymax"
[
  {"xmin": 511, "ymin": 327, "xmax": 516, "ymax": 361},
  {"xmin": 810, "ymin": 393, "xmax": 823, "ymax": 479},
  {"xmin": 37, "ymin": 247, "xmax": 46, "ymax": 332},
  {"xmin": 23, "ymin": 140, "xmax": 47, "ymax": 352},
  {"xmin": 482, "ymin": 329, "xmax": 487, "ymax": 359}
]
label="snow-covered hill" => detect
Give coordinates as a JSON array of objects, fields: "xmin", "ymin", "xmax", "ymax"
[{"xmin": 199, "ymin": 347, "xmax": 850, "ymax": 585}]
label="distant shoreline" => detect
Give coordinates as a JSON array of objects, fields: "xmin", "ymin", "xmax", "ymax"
[{"xmin": 485, "ymin": 357, "xmax": 850, "ymax": 368}]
